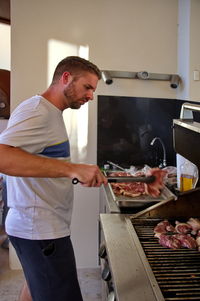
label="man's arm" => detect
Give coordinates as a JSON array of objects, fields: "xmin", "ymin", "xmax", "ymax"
[{"xmin": 0, "ymin": 144, "xmax": 107, "ymax": 187}]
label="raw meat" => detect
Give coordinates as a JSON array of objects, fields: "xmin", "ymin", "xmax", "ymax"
[
  {"xmin": 109, "ymin": 168, "xmax": 166, "ymax": 198},
  {"xmin": 109, "ymin": 171, "xmax": 132, "ymax": 177},
  {"xmin": 173, "ymin": 234, "xmax": 197, "ymax": 249},
  {"xmin": 196, "ymin": 236, "xmax": 200, "ymax": 251},
  {"xmin": 187, "ymin": 218, "xmax": 200, "ymax": 235},
  {"xmin": 154, "ymin": 218, "xmax": 200, "ymax": 251},
  {"xmin": 154, "ymin": 220, "xmax": 175, "ymax": 236},
  {"xmin": 175, "ymin": 221, "xmax": 192, "ymax": 234},
  {"xmin": 144, "ymin": 168, "xmax": 167, "ymax": 197},
  {"xmin": 111, "ymin": 182, "xmax": 145, "ymax": 197},
  {"xmin": 158, "ymin": 233, "xmax": 181, "ymax": 249}
]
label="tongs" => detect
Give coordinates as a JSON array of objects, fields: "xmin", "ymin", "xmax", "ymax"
[
  {"xmin": 105, "ymin": 175, "xmax": 156, "ymax": 184},
  {"xmin": 72, "ymin": 175, "xmax": 156, "ymax": 185}
]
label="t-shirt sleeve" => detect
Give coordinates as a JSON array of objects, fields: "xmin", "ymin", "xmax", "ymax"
[{"xmin": 0, "ymin": 106, "xmax": 49, "ymax": 154}]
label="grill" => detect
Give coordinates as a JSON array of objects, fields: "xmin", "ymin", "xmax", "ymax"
[
  {"xmin": 100, "ymin": 190, "xmax": 200, "ymax": 300},
  {"xmin": 100, "ymin": 103, "xmax": 200, "ymax": 301},
  {"xmin": 132, "ymin": 218, "xmax": 200, "ymax": 301}
]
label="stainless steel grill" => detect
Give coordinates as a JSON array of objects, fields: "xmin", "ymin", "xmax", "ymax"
[
  {"xmin": 132, "ymin": 218, "xmax": 200, "ymax": 301},
  {"xmin": 100, "ymin": 103, "xmax": 200, "ymax": 301}
]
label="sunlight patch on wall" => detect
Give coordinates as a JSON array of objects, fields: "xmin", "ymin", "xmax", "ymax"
[
  {"xmin": 0, "ymin": 23, "xmax": 10, "ymax": 70},
  {"xmin": 48, "ymin": 39, "xmax": 89, "ymax": 162}
]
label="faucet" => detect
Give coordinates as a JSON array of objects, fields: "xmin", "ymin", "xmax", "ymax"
[{"xmin": 150, "ymin": 137, "xmax": 167, "ymax": 168}]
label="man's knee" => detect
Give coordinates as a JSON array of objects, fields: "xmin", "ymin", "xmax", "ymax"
[{"xmin": 18, "ymin": 280, "xmax": 32, "ymax": 301}]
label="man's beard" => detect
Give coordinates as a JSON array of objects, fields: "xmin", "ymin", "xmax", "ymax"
[{"xmin": 63, "ymin": 83, "xmax": 81, "ymax": 109}]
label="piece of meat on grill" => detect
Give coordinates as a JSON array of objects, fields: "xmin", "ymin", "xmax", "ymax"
[
  {"xmin": 187, "ymin": 218, "xmax": 200, "ymax": 235},
  {"xmin": 154, "ymin": 219, "xmax": 175, "ymax": 237},
  {"xmin": 158, "ymin": 233, "xmax": 181, "ymax": 249},
  {"xmin": 175, "ymin": 221, "xmax": 192, "ymax": 234},
  {"xmin": 144, "ymin": 168, "xmax": 167, "ymax": 197},
  {"xmin": 195, "ymin": 230, "xmax": 200, "ymax": 251},
  {"xmin": 196, "ymin": 236, "xmax": 200, "ymax": 251},
  {"xmin": 173, "ymin": 234, "xmax": 197, "ymax": 249}
]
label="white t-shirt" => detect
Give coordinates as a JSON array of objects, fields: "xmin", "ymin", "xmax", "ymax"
[{"xmin": 0, "ymin": 95, "xmax": 74, "ymax": 239}]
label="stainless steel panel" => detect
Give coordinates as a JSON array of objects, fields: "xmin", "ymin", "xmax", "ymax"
[
  {"xmin": 173, "ymin": 102, "xmax": 200, "ymax": 172},
  {"xmin": 173, "ymin": 119, "xmax": 200, "ymax": 134},
  {"xmin": 100, "ymin": 214, "xmax": 164, "ymax": 301},
  {"xmin": 173, "ymin": 122, "xmax": 200, "ymax": 171}
]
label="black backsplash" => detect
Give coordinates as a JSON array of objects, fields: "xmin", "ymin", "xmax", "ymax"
[{"xmin": 97, "ymin": 96, "xmax": 185, "ymax": 168}]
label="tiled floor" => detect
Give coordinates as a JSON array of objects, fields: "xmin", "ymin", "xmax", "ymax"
[{"xmin": 0, "ymin": 227, "xmax": 102, "ymax": 301}]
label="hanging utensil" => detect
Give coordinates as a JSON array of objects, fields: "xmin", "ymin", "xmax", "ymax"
[{"xmin": 107, "ymin": 161, "xmax": 127, "ymax": 172}]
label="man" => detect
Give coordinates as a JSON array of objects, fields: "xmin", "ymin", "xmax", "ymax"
[{"xmin": 0, "ymin": 56, "xmax": 107, "ymax": 301}]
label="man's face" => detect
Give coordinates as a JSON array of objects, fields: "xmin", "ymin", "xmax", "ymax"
[{"xmin": 63, "ymin": 72, "xmax": 99, "ymax": 109}]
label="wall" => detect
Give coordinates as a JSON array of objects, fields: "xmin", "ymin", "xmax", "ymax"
[
  {"xmin": 0, "ymin": 23, "xmax": 10, "ymax": 70},
  {"xmin": 0, "ymin": 23, "xmax": 10, "ymax": 131},
  {"xmin": 11, "ymin": 0, "xmax": 179, "ymax": 268},
  {"xmin": 177, "ymin": 0, "xmax": 190, "ymax": 100},
  {"xmin": 189, "ymin": 0, "xmax": 200, "ymax": 101},
  {"xmin": 177, "ymin": 0, "xmax": 200, "ymax": 102}
]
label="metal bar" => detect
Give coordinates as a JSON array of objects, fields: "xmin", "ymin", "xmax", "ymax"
[
  {"xmin": 131, "ymin": 197, "xmax": 177, "ymax": 219},
  {"xmin": 160, "ymin": 284, "xmax": 200, "ymax": 288},
  {"xmin": 165, "ymin": 297, "xmax": 199, "ymax": 301},
  {"xmin": 180, "ymin": 102, "xmax": 200, "ymax": 119},
  {"xmin": 153, "ymin": 269, "xmax": 200, "ymax": 273},
  {"xmin": 107, "ymin": 175, "xmax": 156, "ymax": 183}
]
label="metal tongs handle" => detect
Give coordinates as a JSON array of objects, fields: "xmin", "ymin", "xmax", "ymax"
[
  {"xmin": 107, "ymin": 175, "xmax": 156, "ymax": 184},
  {"xmin": 72, "ymin": 175, "xmax": 156, "ymax": 185},
  {"xmin": 72, "ymin": 178, "xmax": 81, "ymax": 184}
]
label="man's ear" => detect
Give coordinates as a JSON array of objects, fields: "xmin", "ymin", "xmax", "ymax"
[{"xmin": 62, "ymin": 71, "xmax": 72, "ymax": 84}]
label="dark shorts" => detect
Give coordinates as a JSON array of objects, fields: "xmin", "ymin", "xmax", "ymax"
[{"xmin": 9, "ymin": 235, "xmax": 83, "ymax": 301}]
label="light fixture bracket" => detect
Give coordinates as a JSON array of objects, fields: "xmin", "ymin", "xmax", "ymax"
[{"xmin": 101, "ymin": 70, "xmax": 181, "ymax": 89}]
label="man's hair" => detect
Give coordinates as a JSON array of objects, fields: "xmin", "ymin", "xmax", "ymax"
[{"xmin": 51, "ymin": 56, "xmax": 101, "ymax": 83}]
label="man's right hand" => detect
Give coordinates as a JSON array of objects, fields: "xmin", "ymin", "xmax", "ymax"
[{"xmin": 70, "ymin": 163, "xmax": 108, "ymax": 187}]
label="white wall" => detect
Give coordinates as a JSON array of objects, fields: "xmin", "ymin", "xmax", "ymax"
[
  {"xmin": 11, "ymin": 0, "xmax": 180, "ymax": 268},
  {"xmin": 177, "ymin": 0, "xmax": 190, "ymax": 100},
  {"xmin": 177, "ymin": 0, "xmax": 200, "ymax": 102},
  {"xmin": 189, "ymin": 0, "xmax": 200, "ymax": 101},
  {"xmin": 0, "ymin": 23, "xmax": 10, "ymax": 70},
  {"xmin": 0, "ymin": 23, "xmax": 10, "ymax": 131}
]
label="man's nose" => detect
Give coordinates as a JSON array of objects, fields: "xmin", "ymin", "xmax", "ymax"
[{"xmin": 86, "ymin": 91, "xmax": 94, "ymax": 100}]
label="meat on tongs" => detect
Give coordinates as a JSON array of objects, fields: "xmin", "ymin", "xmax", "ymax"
[{"xmin": 144, "ymin": 168, "xmax": 167, "ymax": 197}]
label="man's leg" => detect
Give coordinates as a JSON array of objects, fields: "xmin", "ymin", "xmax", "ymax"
[
  {"xmin": 9, "ymin": 236, "xmax": 83, "ymax": 301},
  {"xmin": 18, "ymin": 280, "xmax": 32, "ymax": 301}
]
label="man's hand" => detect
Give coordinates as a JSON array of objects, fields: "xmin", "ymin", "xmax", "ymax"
[
  {"xmin": 70, "ymin": 163, "xmax": 108, "ymax": 187},
  {"xmin": 0, "ymin": 144, "xmax": 108, "ymax": 187}
]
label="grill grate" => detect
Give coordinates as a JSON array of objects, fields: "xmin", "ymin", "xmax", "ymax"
[{"xmin": 132, "ymin": 218, "xmax": 200, "ymax": 301}]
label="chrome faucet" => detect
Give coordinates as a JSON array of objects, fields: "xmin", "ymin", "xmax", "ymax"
[{"xmin": 150, "ymin": 137, "xmax": 167, "ymax": 168}]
